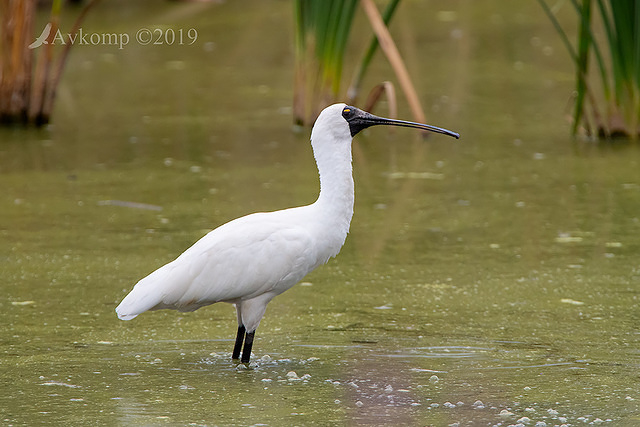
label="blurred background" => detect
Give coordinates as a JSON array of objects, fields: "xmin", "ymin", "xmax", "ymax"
[{"xmin": 1, "ymin": 1, "xmax": 639, "ymax": 425}]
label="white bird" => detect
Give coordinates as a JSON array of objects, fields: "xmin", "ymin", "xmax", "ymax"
[{"xmin": 116, "ymin": 103, "xmax": 459, "ymax": 363}]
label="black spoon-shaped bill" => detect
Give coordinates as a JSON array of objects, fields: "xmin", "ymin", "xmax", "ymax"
[{"xmin": 342, "ymin": 105, "xmax": 460, "ymax": 139}]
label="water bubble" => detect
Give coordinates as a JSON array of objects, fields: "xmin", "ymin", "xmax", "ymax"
[{"xmin": 498, "ymin": 409, "xmax": 514, "ymax": 418}]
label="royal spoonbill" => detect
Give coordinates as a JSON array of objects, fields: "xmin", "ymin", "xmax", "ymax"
[{"xmin": 116, "ymin": 103, "xmax": 459, "ymax": 363}]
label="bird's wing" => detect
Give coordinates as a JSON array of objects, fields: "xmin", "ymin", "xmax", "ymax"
[{"xmin": 116, "ymin": 210, "xmax": 319, "ymax": 320}]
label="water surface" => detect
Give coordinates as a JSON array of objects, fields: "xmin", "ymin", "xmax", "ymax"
[{"xmin": 2, "ymin": 1, "xmax": 639, "ymax": 425}]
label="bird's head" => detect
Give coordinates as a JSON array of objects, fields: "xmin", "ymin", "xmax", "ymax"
[
  {"xmin": 311, "ymin": 103, "xmax": 460, "ymax": 145},
  {"xmin": 310, "ymin": 103, "xmax": 353, "ymax": 144}
]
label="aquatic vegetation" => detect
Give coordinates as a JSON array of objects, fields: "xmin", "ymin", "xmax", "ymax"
[
  {"xmin": 538, "ymin": 0, "xmax": 639, "ymax": 139},
  {"xmin": 0, "ymin": 0, "xmax": 100, "ymax": 126},
  {"xmin": 293, "ymin": 0, "xmax": 425, "ymax": 126}
]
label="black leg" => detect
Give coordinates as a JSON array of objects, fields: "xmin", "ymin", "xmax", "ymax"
[
  {"xmin": 232, "ymin": 325, "xmax": 246, "ymax": 360},
  {"xmin": 241, "ymin": 331, "xmax": 255, "ymax": 364}
]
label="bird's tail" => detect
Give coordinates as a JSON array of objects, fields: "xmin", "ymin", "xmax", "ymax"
[
  {"xmin": 115, "ymin": 276, "xmax": 159, "ymax": 320},
  {"xmin": 115, "ymin": 261, "xmax": 182, "ymax": 320},
  {"xmin": 115, "ymin": 296, "xmax": 141, "ymax": 320}
]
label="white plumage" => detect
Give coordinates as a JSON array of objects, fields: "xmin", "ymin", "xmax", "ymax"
[{"xmin": 116, "ymin": 103, "xmax": 458, "ymax": 363}]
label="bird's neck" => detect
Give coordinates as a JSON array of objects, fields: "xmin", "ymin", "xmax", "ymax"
[{"xmin": 311, "ymin": 138, "xmax": 355, "ymax": 247}]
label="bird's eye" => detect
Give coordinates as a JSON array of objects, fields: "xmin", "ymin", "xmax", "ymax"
[{"xmin": 342, "ymin": 106, "xmax": 356, "ymax": 120}]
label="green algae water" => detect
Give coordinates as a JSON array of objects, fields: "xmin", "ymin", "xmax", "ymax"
[{"xmin": 2, "ymin": 0, "xmax": 639, "ymax": 425}]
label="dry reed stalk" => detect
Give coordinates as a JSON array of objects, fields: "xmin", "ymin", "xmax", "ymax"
[{"xmin": 359, "ymin": 0, "xmax": 425, "ymax": 125}]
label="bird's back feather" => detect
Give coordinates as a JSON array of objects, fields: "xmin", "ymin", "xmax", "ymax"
[{"xmin": 116, "ymin": 207, "xmax": 326, "ymax": 320}]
